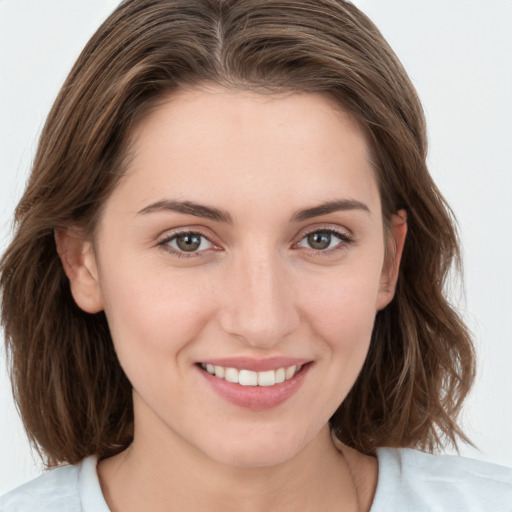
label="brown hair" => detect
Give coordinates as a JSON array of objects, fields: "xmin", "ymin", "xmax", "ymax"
[{"xmin": 1, "ymin": 0, "xmax": 475, "ymax": 467}]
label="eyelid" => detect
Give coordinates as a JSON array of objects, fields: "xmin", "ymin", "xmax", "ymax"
[
  {"xmin": 295, "ymin": 222, "xmax": 353, "ymax": 241},
  {"xmin": 155, "ymin": 223, "xmax": 354, "ymax": 258},
  {"xmin": 157, "ymin": 228, "xmax": 220, "ymax": 257},
  {"xmin": 293, "ymin": 224, "xmax": 354, "ymax": 254}
]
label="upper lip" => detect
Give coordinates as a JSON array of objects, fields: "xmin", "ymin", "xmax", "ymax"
[{"xmin": 198, "ymin": 357, "xmax": 311, "ymax": 372}]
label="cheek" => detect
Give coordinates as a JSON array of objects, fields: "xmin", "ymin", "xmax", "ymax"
[
  {"xmin": 292, "ymin": 266, "xmax": 382, "ymax": 421},
  {"xmin": 97, "ymin": 254, "xmax": 217, "ymax": 361},
  {"xmin": 298, "ymin": 261, "xmax": 382, "ymax": 356},
  {"xmin": 303, "ymin": 260, "xmax": 382, "ymax": 322}
]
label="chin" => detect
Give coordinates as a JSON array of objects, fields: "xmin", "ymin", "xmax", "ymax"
[{"xmin": 202, "ymin": 428, "xmax": 310, "ymax": 469}]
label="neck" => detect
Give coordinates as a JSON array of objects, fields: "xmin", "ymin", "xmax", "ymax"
[{"xmin": 98, "ymin": 424, "xmax": 364, "ymax": 512}]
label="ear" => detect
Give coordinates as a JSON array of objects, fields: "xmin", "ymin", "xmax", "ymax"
[
  {"xmin": 376, "ymin": 210, "xmax": 407, "ymax": 311},
  {"xmin": 54, "ymin": 227, "xmax": 104, "ymax": 313}
]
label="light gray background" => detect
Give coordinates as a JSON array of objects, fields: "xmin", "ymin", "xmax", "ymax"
[{"xmin": 1, "ymin": 0, "xmax": 511, "ymax": 494}]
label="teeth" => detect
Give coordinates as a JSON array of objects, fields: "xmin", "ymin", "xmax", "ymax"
[
  {"xmin": 225, "ymin": 367, "xmax": 238, "ymax": 383},
  {"xmin": 258, "ymin": 370, "xmax": 275, "ymax": 386},
  {"xmin": 239, "ymin": 370, "xmax": 258, "ymax": 386},
  {"xmin": 200, "ymin": 363, "xmax": 303, "ymax": 386},
  {"xmin": 285, "ymin": 365, "xmax": 297, "ymax": 380}
]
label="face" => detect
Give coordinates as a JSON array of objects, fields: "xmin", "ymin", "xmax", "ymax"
[{"xmin": 62, "ymin": 86, "xmax": 405, "ymax": 468}]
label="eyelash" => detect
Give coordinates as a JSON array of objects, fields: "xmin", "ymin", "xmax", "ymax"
[
  {"xmin": 157, "ymin": 227, "xmax": 353, "ymax": 258},
  {"xmin": 295, "ymin": 228, "xmax": 354, "ymax": 256},
  {"xmin": 158, "ymin": 230, "xmax": 215, "ymax": 259}
]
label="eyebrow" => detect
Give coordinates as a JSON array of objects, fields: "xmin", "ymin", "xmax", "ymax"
[
  {"xmin": 290, "ymin": 199, "xmax": 371, "ymax": 222},
  {"xmin": 137, "ymin": 200, "xmax": 233, "ymax": 223},
  {"xmin": 137, "ymin": 198, "xmax": 370, "ymax": 223}
]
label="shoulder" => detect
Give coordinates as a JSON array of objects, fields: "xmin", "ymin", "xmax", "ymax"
[
  {"xmin": 372, "ymin": 447, "xmax": 512, "ymax": 512},
  {"xmin": 0, "ymin": 456, "xmax": 108, "ymax": 512},
  {"xmin": 0, "ymin": 463, "xmax": 81, "ymax": 512}
]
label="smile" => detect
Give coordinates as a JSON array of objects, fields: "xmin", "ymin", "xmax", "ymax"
[
  {"xmin": 198, "ymin": 359, "xmax": 312, "ymax": 410},
  {"xmin": 200, "ymin": 363, "xmax": 302, "ymax": 387}
]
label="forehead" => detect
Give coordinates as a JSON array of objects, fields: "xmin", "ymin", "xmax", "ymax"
[
  {"xmin": 130, "ymin": 86, "xmax": 366, "ymax": 154},
  {"xmin": 109, "ymin": 86, "xmax": 380, "ymax": 218}
]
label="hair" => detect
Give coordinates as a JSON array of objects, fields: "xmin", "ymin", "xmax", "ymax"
[{"xmin": 1, "ymin": 0, "xmax": 475, "ymax": 468}]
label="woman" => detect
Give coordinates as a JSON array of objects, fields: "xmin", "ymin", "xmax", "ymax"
[{"xmin": 1, "ymin": 0, "xmax": 511, "ymax": 510}]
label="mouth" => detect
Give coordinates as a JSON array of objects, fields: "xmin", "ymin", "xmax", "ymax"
[
  {"xmin": 199, "ymin": 362, "xmax": 303, "ymax": 387},
  {"xmin": 196, "ymin": 360, "xmax": 312, "ymax": 410}
]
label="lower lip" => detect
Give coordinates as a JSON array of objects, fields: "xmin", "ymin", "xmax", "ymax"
[{"xmin": 197, "ymin": 363, "xmax": 312, "ymax": 411}]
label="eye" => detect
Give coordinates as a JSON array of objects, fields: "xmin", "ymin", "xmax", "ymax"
[
  {"xmin": 160, "ymin": 231, "xmax": 214, "ymax": 255},
  {"xmin": 297, "ymin": 229, "xmax": 351, "ymax": 252}
]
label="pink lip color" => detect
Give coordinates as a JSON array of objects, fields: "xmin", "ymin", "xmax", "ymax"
[{"xmin": 197, "ymin": 361, "xmax": 312, "ymax": 411}]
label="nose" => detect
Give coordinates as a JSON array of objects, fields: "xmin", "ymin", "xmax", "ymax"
[{"xmin": 217, "ymin": 249, "xmax": 300, "ymax": 349}]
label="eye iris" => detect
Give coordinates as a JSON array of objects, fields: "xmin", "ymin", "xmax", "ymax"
[
  {"xmin": 307, "ymin": 232, "xmax": 331, "ymax": 250},
  {"xmin": 176, "ymin": 233, "xmax": 202, "ymax": 252}
]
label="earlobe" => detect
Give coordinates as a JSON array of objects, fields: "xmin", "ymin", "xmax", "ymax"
[
  {"xmin": 54, "ymin": 227, "xmax": 104, "ymax": 313},
  {"xmin": 376, "ymin": 210, "xmax": 408, "ymax": 311}
]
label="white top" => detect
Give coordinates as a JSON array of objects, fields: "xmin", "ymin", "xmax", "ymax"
[{"xmin": 1, "ymin": 448, "xmax": 511, "ymax": 511}]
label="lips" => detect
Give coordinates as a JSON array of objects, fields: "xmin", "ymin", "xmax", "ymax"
[
  {"xmin": 197, "ymin": 358, "xmax": 312, "ymax": 410},
  {"xmin": 200, "ymin": 362, "xmax": 302, "ymax": 386}
]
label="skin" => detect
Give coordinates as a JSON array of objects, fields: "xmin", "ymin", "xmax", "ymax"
[{"xmin": 56, "ymin": 86, "xmax": 407, "ymax": 512}]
